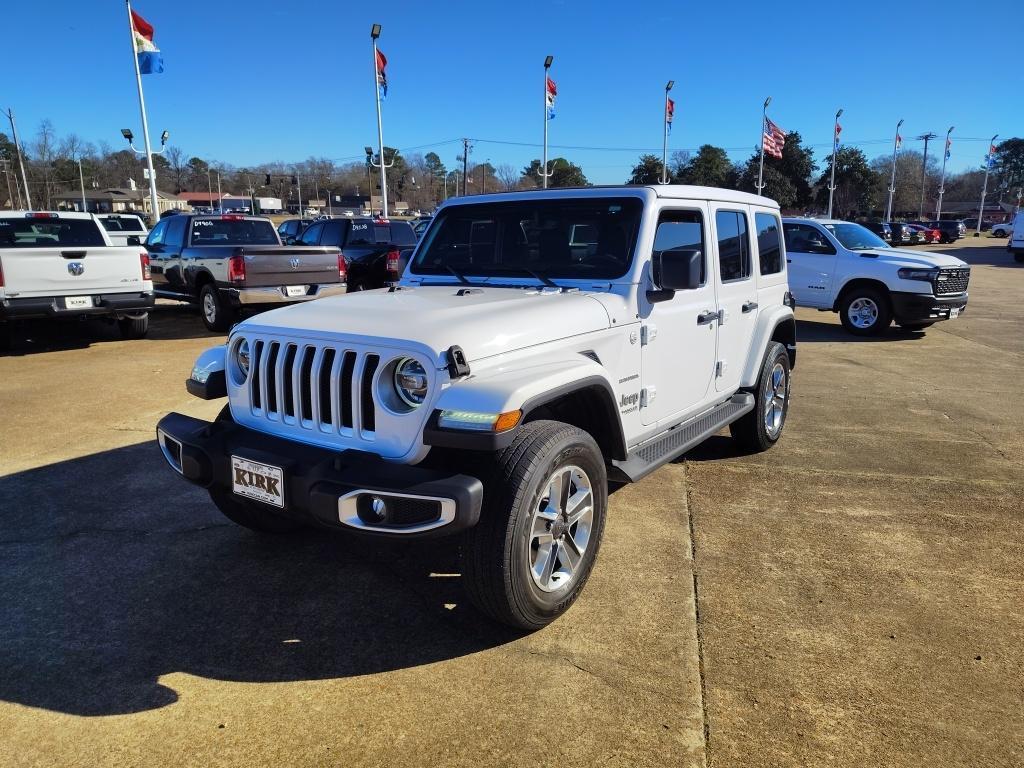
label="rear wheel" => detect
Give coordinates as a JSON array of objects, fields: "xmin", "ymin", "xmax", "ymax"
[
  {"xmin": 839, "ymin": 286, "xmax": 892, "ymax": 336},
  {"xmin": 199, "ymin": 283, "xmax": 234, "ymax": 332},
  {"xmin": 118, "ymin": 314, "xmax": 149, "ymax": 339},
  {"xmin": 729, "ymin": 341, "xmax": 791, "ymax": 453}
]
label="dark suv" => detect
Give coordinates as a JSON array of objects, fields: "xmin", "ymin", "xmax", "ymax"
[
  {"xmin": 862, "ymin": 221, "xmax": 892, "ymax": 242},
  {"xmin": 888, "ymin": 222, "xmax": 919, "ymax": 246},
  {"xmin": 291, "ymin": 217, "xmax": 417, "ymax": 290}
]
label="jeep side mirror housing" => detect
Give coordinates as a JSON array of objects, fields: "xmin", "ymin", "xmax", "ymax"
[{"xmin": 647, "ymin": 249, "xmax": 702, "ymax": 304}]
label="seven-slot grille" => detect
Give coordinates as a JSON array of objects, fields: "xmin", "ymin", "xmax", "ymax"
[
  {"xmin": 934, "ymin": 267, "xmax": 970, "ymax": 295},
  {"xmin": 247, "ymin": 339, "xmax": 380, "ymax": 437}
]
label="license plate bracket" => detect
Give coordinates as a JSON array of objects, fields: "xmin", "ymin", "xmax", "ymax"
[
  {"xmin": 231, "ymin": 455, "xmax": 285, "ymax": 508},
  {"xmin": 949, "ymin": 307, "xmax": 960, "ymax": 319},
  {"xmin": 64, "ymin": 296, "xmax": 93, "ymax": 310},
  {"xmin": 285, "ymin": 285, "xmax": 307, "ymax": 297}
]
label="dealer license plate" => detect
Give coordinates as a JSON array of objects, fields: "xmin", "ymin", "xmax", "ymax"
[
  {"xmin": 231, "ymin": 456, "xmax": 285, "ymax": 508},
  {"xmin": 64, "ymin": 296, "xmax": 92, "ymax": 309},
  {"xmin": 285, "ymin": 285, "xmax": 307, "ymax": 297},
  {"xmin": 949, "ymin": 307, "xmax": 960, "ymax": 319}
]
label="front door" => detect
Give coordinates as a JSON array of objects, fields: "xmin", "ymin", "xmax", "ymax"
[
  {"xmin": 781, "ymin": 222, "xmax": 837, "ymax": 308},
  {"xmin": 710, "ymin": 206, "xmax": 758, "ymax": 393},
  {"xmin": 641, "ymin": 206, "xmax": 718, "ymax": 427}
]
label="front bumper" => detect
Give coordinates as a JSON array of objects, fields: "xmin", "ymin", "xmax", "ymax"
[
  {"xmin": 226, "ymin": 283, "xmax": 347, "ymax": 306},
  {"xmin": 0, "ymin": 291, "xmax": 154, "ymax": 320},
  {"xmin": 155, "ymin": 412, "xmax": 483, "ymax": 538},
  {"xmin": 890, "ymin": 291, "xmax": 968, "ymax": 323}
]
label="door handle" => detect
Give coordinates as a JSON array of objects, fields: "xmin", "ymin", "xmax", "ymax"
[
  {"xmin": 697, "ymin": 310, "xmax": 717, "ymax": 325},
  {"xmin": 742, "ymin": 301, "xmax": 758, "ymax": 313}
]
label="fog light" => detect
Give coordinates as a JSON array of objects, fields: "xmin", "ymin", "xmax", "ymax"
[{"xmin": 357, "ymin": 495, "xmax": 389, "ymax": 524}]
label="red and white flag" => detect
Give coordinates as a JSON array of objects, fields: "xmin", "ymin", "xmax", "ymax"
[
  {"xmin": 546, "ymin": 76, "xmax": 557, "ymax": 119},
  {"xmin": 762, "ymin": 117, "xmax": 786, "ymax": 159},
  {"xmin": 835, "ymin": 120, "xmax": 842, "ymax": 143},
  {"xmin": 375, "ymin": 48, "xmax": 388, "ymax": 97},
  {"xmin": 896, "ymin": 133, "xmax": 903, "ymax": 150},
  {"xmin": 666, "ymin": 97, "xmax": 675, "ymax": 133}
]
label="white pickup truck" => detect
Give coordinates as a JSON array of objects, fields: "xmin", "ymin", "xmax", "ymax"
[
  {"xmin": 98, "ymin": 213, "xmax": 149, "ymax": 247},
  {"xmin": 157, "ymin": 185, "xmax": 797, "ymax": 629},
  {"xmin": 0, "ymin": 211, "xmax": 154, "ymax": 346}
]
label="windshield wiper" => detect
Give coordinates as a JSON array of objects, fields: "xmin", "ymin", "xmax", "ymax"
[
  {"xmin": 483, "ymin": 266, "xmax": 559, "ymax": 288},
  {"xmin": 444, "ymin": 265, "xmax": 472, "ymax": 285}
]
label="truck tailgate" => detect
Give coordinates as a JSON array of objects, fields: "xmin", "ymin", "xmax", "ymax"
[
  {"xmin": 240, "ymin": 246, "xmax": 342, "ymax": 287},
  {"xmin": 0, "ymin": 246, "xmax": 148, "ymax": 298}
]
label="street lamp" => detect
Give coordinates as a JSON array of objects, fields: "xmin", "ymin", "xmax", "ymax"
[
  {"xmin": 936, "ymin": 126, "xmax": 954, "ymax": 221},
  {"xmin": 661, "ymin": 80, "xmax": 675, "ymax": 184},
  {"xmin": 121, "ymin": 127, "xmax": 168, "ymax": 219},
  {"xmin": 827, "ymin": 108, "xmax": 843, "ymax": 218},
  {"xmin": 541, "ymin": 55, "xmax": 554, "ymax": 189},
  {"xmin": 976, "ymin": 133, "xmax": 999, "ymax": 237},
  {"xmin": 121, "ymin": 127, "xmax": 168, "ymax": 155},
  {"xmin": 885, "ymin": 119, "xmax": 904, "ymax": 222},
  {"xmin": 370, "ymin": 23, "xmax": 389, "ymax": 216},
  {"xmin": 366, "ymin": 144, "xmax": 393, "ymax": 215}
]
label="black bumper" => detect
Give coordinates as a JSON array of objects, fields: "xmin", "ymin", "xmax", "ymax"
[
  {"xmin": 0, "ymin": 291, "xmax": 154, "ymax": 321},
  {"xmin": 890, "ymin": 291, "xmax": 967, "ymax": 323},
  {"xmin": 155, "ymin": 412, "xmax": 483, "ymax": 538}
]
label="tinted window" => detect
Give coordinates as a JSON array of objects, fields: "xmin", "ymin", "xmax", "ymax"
[
  {"xmin": 412, "ymin": 198, "xmax": 642, "ymax": 280},
  {"xmin": 346, "ymin": 220, "xmax": 375, "ymax": 246},
  {"xmin": 652, "ymin": 210, "xmax": 705, "ymax": 285},
  {"xmin": 298, "ymin": 222, "xmax": 324, "ymax": 245},
  {"xmin": 164, "ymin": 216, "xmax": 186, "ymax": 248},
  {"xmin": 783, "ymin": 223, "xmax": 833, "ymax": 254},
  {"xmin": 754, "ymin": 213, "xmax": 782, "ymax": 275},
  {"xmin": 0, "ymin": 217, "xmax": 106, "ymax": 248},
  {"xmin": 101, "ymin": 216, "xmax": 146, "ymax": 232},
  {"xmin": 822, "ymin": 222, "xmax": 889, "ymax": 250},
  {"xmin": 146, "ymin": 219, "xmax": 168, "ymax": 247},
  {"xmin": 389, "ymin": 222, "xmax": 417, "ymax": 247},
  {"xmin": 190, "ymin": 218, "xmax": 279, "ymax": 246},
  {"xmin": 320, "ymin": 220, "xmax": 346, "ymax": 246},
  {"xmin": 716, "ymin": 210, "xmax": 751, "ymax": 282}
]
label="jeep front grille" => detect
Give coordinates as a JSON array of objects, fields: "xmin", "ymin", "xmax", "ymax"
[
  {"xmin": 248, "ymin": 339, "xmax": 381, "ymax": 438},
  {"xmin": 934, "ymin": 267, "xmax": 970, "ymax": 295}
]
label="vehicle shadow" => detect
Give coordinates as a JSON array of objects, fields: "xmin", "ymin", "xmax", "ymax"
[
  {"xmin": 0, "ymin": 442, "xmax": 522, "ymax": 716},
  {"xmin": 796, "ymin": 318, "xmax": 926, "ymax": 343}
]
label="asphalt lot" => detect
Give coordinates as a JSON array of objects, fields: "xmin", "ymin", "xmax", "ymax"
[{"xmin": 1, "ymin": 238, "xmax": 1021, "ymax": 767}]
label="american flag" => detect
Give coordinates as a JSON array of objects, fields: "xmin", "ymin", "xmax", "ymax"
[
  {"xmin": 762, "ymin": 117, "xmax": 786, "ymax": 159},
  {"xmin": 666, "ymin": 97, "xmax": 675, "ymax": 133}
]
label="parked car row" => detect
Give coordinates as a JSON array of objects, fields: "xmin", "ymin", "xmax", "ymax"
[{"xmin": 861, "ymin": 219, "xmax": 965, "ymax": 245}]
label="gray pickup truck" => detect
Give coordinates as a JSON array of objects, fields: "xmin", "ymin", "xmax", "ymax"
[{"xmin": 145, "ymin": 214, "xmax": 346, "ymax": 331}]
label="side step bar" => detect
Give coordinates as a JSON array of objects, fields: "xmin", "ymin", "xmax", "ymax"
[{"xmin": 611, "ymin": 392, "xmax": 755, "ymax": 482}]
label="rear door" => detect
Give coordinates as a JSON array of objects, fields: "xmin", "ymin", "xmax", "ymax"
[
  {"xmin": 709, "ymin": 206, "xmax": 758, "ymax": 393},
  {"xmin": 161, "ymin": 216, "xmax": 188, "ymax": 293},
  {"xmin": 0, "ymin": 215, "xmax": 146, "ymax": 298},
  {"xmin": 782, "ymin": 222, "xmax": 836, "ymax": 307}
]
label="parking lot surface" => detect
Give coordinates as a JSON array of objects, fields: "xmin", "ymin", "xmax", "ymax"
[{"xmin": 1, "ymin": 239, "xmax": 1021, "ymax": 767}]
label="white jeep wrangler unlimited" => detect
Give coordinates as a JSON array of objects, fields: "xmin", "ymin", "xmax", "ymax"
[{"xmin": 157, "ymin": 186, "xmax": 796, "ymax": 629}]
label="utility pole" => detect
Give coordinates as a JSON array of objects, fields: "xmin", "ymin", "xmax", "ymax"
[
  {"xmin": 3, "ymin": 108, "xmax": 32, "ymax": 209},
  {"xmin": 77, "ymin": 158, "xmax": 87, "ymax": 212},
  {"xmin": 216, "ymin": 171, "xmax": 222, "ymax": 211},
  {"xmin": 206, "ymin": 167, "xmax": 213, "ymax": 209},
  {"xmin": 936, "ymin": 126, "xmax": 954, "ymax": 221},
  {"xmin": 916, "ymin": 132, "xmax": 937, "ymax": 219},
  {"xmin": 976, "ymin": 133, "xmax": 999, "ymax": 237},
  {"xmin": 827, "ymin": 108, "xmax": 843, "ymax": 218},
  {"xmin": 461, "ymin": 138, "xmax": 471, "ymax": 196},
  {"xmin": 1, "ymin": 159, "xmax": 17, "ymax": 209},
  {"xmin": 885, "ymin": 119, "xmax": 904, "ymax": 222}
]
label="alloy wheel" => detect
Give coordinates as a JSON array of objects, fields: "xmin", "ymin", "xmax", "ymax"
[
  {"xmin": 847, "ymin": 297, "xmax": 879, "ymax": 329},
  {"xmin": 528, "ymin": 465, "xmax": 594, "ymax": 593},
  {"xmin": 763, "ymin": 362, "xmax": 788, "ymax": 439}
]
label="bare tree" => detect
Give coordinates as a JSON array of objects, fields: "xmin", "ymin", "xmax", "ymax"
[
  {"xmin": 496, "ymin": 163, "xmax": 520, "ymax": 192},
  {"xmin": 166, "ymin": 145, "xmax": 187, "ymax": 193}
]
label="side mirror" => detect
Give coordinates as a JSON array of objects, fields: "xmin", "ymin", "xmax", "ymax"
[
  {"xmin": 648, "ymin": 249, "xmax": 702, "ymax": 303},
  {"xmin": 127, "ymin": 235, "xmax": 141, "ymax": 246},
  {"xmin": 285, "ymin": 236, "xmax": 296, "ymax": 245}
]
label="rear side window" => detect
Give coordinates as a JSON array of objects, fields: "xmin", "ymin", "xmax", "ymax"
[
  {"xmin": 190, "ymin": 218, "xmax": 279, "ymax": 246},
  {"xmin": 0, "ymin": 217, "xmax": 105, "ymax": 248},
  {"xmin": 101, "ymin": 216, "xmax": 146, "ymax": 232},
  {"xmin": 754, "ymin": 213, "xmax": 782, "ymax": 275},
  {"xmin": 652, "ymin": 210, "xmax": 705, "ymax": 286},
  {"xmin": 298, "ymin": 222, "xmax": 324, "ymax": 245},
  {"xmin": 715, "ymin": 210, "xmax": 751, "ymax": 282},
  {"xmin": 164, "ymin": 216, "xmax": 187, "ymax": 248},
  {"xmin": 389, "ymin": 222, "xmax": 416, "ymax": 247},
  {"xmin": 320, "ymin": 220, "xmax": 346, "ymax": 246}
]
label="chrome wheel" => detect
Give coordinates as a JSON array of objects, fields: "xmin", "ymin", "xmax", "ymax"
[
  {"xmin": 529, "ymin": 465, "xmax": 594, "ymax": 593},
  {"xmin": 847, "ymin": 297, "xmax": 879, "ymax": 329},
  {"xmin": 202, "ymin": 291, "xmax": 217, "ymax": 324},
  {"xmin": 763, "ymin": 362, "xmax": 788, "ymax": 439}
]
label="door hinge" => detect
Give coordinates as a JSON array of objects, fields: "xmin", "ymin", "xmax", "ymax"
[
  {"xmin": 715, "ymin": 360, "xmax": 727, "ymax": 377},
  {"xmin": 640, "ymin": 386, "xmax": 656, "ymax": 407},
  {"xmin": 641, "ymin": 324, "xmax": 658, "ymax": 345},
  {"xmin": 717, "ymin": 308, "xmax": 727, "ymax": 325}
]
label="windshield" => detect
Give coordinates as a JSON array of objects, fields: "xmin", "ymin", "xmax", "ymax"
[
  {"xmin": 823, "ymin": 222, "xmax": 889, "ymax": 250},
  {"xmin": 190, "ymin": 218, "xmax": 279, "ymax": 246},
  {"xmin": 411, "ymin": 198, "xmax": 643, "ymax": 281},
  {"xmin": 100, "ymin": 216, "xmax": 146, "ymax": 232},
  {"xmin": 0, "ymin": 217, "xmax": 105, "ymax": 248}
]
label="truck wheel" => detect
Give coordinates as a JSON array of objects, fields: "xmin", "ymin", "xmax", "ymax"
[
  {"xmin": 461, "ymin": 420, "xmax": 607, "ymax": 630},
  {"xmin": 729, "ymin": 341, "xmax": 791, "ymax": 453},
  {"xmin": 199, "ymin": 283, "xmax": 234, "ymax": 332},
  {"xmin": 839, "ymin": 287, "xmax": 892, "ymax": 336},
  {"xmin": 118, "ymin": 314, "xmax": 150, "ymax": 339}
]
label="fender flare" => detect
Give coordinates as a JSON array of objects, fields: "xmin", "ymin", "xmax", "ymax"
[{"xmin": 739, "ymin": 307, "xmax": 796, "ymax": 388}]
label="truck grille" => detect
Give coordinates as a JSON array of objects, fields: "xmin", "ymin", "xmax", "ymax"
[
  {"xmin": 248, "ymin": 339, "xmax": 380, "ymax": 438},
  {"xmin": 934, "ymin": 267, "xmax": 970, "ymax": 295}
]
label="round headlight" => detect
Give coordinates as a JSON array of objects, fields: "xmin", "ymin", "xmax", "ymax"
[
  {"xmin": 234, "ymin": 338, "xmax": 250, "ymax": 378},
  {"xmin": 394, "ymin": 357, "xmax": 428, "ymax": 407}
]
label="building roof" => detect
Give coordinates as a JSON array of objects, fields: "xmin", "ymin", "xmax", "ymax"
[
  {"xmin": 54, "ymin": 187, "xmax": 177, "ymax": 201},
  {"xmin": 176, "ymin": 191, "xmax": 231, "ymax": 202}
]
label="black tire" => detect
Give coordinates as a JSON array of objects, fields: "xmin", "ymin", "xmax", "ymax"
[
  {"xmin": 199, "ymin": 282, "xmax": 234, "ymax": 332},
  {"xmin": 1015, "ymin": 253, "xmax": 1024, "ymax": 264},
  {"xmin": 729, "ymin": 341, "xmax": 791, "ymax": 453},
  {"xmin": 118, "ymin": 314, "xmax": 149, "ymax": 339},
  {"xmin": 898, "ymin": 321, "xmax": 933, "ymax": 330},
  {"xmin": 461, "ymin": 420, "xmax": 608, "ymax": 630},
  {"xmin": 838, "ymin": 286, "xmax": 892, "ymax": 336},
  {"xmin": 0, "ymin": 322, "xmax": 12, "ymax": 352}
]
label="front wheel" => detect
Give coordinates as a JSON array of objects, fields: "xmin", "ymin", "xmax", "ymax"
[
  {"xmin": 199, "ymin": 283, "xmax": 235, "ymax": 332},
  {"xmin": 461, "ymin": 421, "xmax": 607, "ymax": 630},
  {"xmin": 839, "ymin": 287, "xmax": 892, "ymax": 336},
  {"xmin": 729, "ymin": 341, "xmax": 791, "ymax": 453}
]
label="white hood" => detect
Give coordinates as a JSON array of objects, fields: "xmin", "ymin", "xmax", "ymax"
[
  {"xmin": 239, "ymin": 285, "xmax": 612, "ymax": 365},
  {"xmin": 860, "ymin": 248, "xmax": 967, "ymax": 269}
]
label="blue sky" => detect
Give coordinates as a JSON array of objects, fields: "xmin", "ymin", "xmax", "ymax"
[{"xmin": 3, "ymin": 0, "xmax": 1019, "ymax": 183}]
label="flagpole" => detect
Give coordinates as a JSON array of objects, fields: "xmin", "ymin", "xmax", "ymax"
[
  {"xmin": 125, "ymin": 1, "xmax": 160, "ymax": 221},
  {"xmin": 756, "ymin": 96, "xmax": 770, "ymax": 194},
  {"xmin": 880, "ymin": 118, "xmax": 905, "ymax": 222},
  {"xmin": 827, "ymin": 108, "xmax": 843, "ymax": 218},
  {"xmin": 370, "ymin": 24, "xmax": 388, "ymax": 218},
  {"xmin": 936, "ymin": 126, "xmax": 954, "ymax": 221},
  {"xmin": 975, "ymin": 133, "xmax": 998, "ymax": 237},
  {"xmin": 542, "ymin": 55, "xmax": 553, "ymax": 189},
  {"xmin": 661, "ymin": 80, "xmax": 674, "ymax": 185}
]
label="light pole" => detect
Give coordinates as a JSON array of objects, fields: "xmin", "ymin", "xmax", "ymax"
[
  {"xmin": 121, "ymin": 127, "xmax": 168, "ymax": 217},
  {"xmin": 77, "ymin": 157, "xmax": 87, "ymax": 212},
  {"xmin": 366, "ymin": 145, "xmax": 393, "ymax": 215},
  {"xmin": 541, "ymin": 55, "xmax": 554, "ymax": 189},
  {"xmin": 661, "ymin": 80, "xmax": 674, "ymax": 184},
  {"xmin": 827, "ymin": 108, "xmax": 843, "ymax": 218},
  {"xmin": 885, "ymin": 119, "xmax": 904, "ymax": 222},
  {"xmin": 206, "ymin": 167, "xmax": 214, "ymax": 210},
  {"xmin": 216, "ymin": 171, "xmax": 222, "ymax": 212},
  {"xmin": 976, "ymin": 133, "xmax": 999, "ymax": 237},
  {"xmin": 756, "ymin": 96, "xmax": 771, "ymax": 193},
  {"xmin": 3, "ymin": 108, "xmax": 32, "ymax": 209},
  {"xmin": 0, "ymin": 160, "xmax": 16, "ymax": 209},
  {"xmin": 370, "ymin": 23, "xmax": 389, "ymax": 217},
  {"xmin": 916, "ymin": 132, "xmax": 937, "ymax": 219},
  {"xmin": 936, "ymin": 126, "xmax": 954, "ymax": 221}
]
